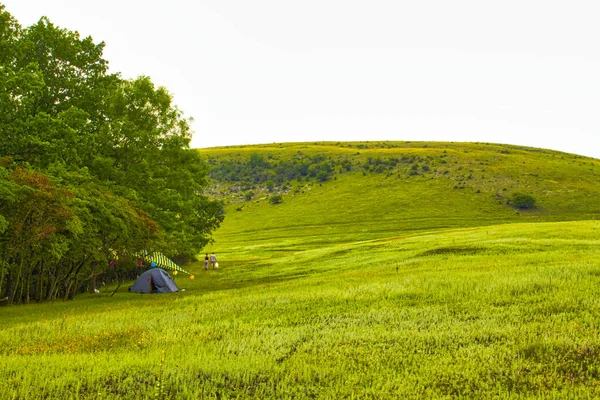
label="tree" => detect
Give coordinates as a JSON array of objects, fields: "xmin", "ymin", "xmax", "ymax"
[
  {"xmin": 269, "ymin": 194, "xmax": 283, "ymax": 204},
  {"xmin": 0, "ymin": 166, "xmax": 76, "ymax": 303},
  {"xmin": 0, "ymin": 7, "xmax": 224, "ymax": 303},
  {"xmin": 511, "ymin": 192, "xmax": 536, "ymax": 209},
  {"xmin": 0, "ymin": 12, "xmax": 118, "ymax": 167}
]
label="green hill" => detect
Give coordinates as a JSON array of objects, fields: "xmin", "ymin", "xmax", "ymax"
[
  {"xmin": 3, "ymin": 141, "xmax": 600, "ymax": 398},
  {"xmin": 199, "ymin": 141, "xmax": 600, "ymax": 260}
]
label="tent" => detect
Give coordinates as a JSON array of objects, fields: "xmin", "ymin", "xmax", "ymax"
[{"xmin": 129, "ymin": 268, "xmax": 179, "ymax": 293}]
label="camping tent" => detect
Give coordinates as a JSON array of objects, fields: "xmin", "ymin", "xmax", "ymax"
[{"xmin": 129, "ymin": 268, "xmax": 179, "ymax": 293}]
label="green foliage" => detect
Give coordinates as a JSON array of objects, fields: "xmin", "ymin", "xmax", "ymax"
[
  {"xmin": 208, "ymin": 152, "xmax": 337, "ymax": 190},
  {"xmin": 0, "ymin": 164, "xmax": 161, "ymax": 302},
  {"xmin": 265, "ymin": 180, "xmax": 275, "ymax": 192},
  {"xmin": 316, "ymin": 170, "xmax": 330, "ymax": 182},
  {"xmin": 512, "ymin": 192, "xmax": 536, "ymax": 209},
  {"xmin": 269, "ymin": 194, "xmax": 283, "ymax": 204},
  {"xmin": 0, "ymin": 6, "xmax": 223, "ymax": 303}
]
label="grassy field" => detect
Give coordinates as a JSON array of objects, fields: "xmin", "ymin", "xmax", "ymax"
[
  {"xmin": 2, "ymin": 220, "xmax": 600, "ymax": 398},
  {"xmin": 203, "ymin": 141, "xmax": 600, "ymax": 256},
  {"xmin": 3, "ymin": 142, "xmax": 600, "ymax": 398}
]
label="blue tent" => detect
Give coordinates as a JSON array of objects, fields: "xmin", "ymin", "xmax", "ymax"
[{"xmin": 129, "ymin": 268, "xmax": 178, "ymax": 293}]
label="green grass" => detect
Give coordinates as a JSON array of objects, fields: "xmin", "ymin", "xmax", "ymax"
[
  {"xmin": 2, "ymin": 220, "xmax": 600, "ymax": 398},
  {"xmin": 3, "ymin": 141, "xmax": 600, "ymax": 398},
  {"xmin": 203, "ymin": 141, "xmax": 600, "ymax": 259}
]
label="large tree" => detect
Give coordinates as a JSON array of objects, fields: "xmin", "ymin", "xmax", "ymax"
[{"xmin": 0, "ymin": 5, "xmax": 223, "ymax": 303}]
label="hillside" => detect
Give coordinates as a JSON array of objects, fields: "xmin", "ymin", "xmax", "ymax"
[
  {"xmin": 199, "ymin": 141, "xmax": 600, "ymax": 260},
  {"xmin": 4, "ymin": 141, "xmax": 600, "ymax": 398},
  {"xmin": 4, "ymin": 220, "xmax": 600, "ymax": 398}
]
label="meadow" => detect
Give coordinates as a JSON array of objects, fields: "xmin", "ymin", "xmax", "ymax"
[
  {"xmin": 2, "ymin": 220, "xmax": 600, "ymax": 399},
  {"xmin": 2, "ymin": 142, "xmax": 600, "ymax": 399}
]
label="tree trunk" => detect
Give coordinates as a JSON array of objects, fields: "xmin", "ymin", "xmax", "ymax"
[
  {"xmin": 11, "ymin": 254, "xmax": 24, "ymax": 304},
  {"xmin": 0, "ymin": 254, "xmax": 6, "ymax": 299},
  {"xmin": 17, "ymin": 273, "xmax": 24, "ymax": 304},
  {"xmin": 47, "ymin": 270, "xmax": 58, "ymax": 301},
  {"xmin": 110, "ymin": 275, "xmax": 122, "ymax": 297},
  {"xmin": 25, "ymin": 268, "xmax": 32, "ymax": 304},
  {"xmin": 89, "ymin": 263, "xmax": 97, "ymax": 294},
  {"xmin": 37, "ymin": 260, "xmax": 45, "ymax": 302},
  {"xmin": 5, "ymin": 274, "xmax": 14, "ymax": 304},
  {"xmin": 63, "ymin": 279, "xmax": 72, "ymax": 301}
]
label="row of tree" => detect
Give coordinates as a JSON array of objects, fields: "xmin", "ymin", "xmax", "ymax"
[
  {"xmin": 208, "ymin": 153, "xmax": 340, "ymax": 186},
  {"xmin": 207, "ymin": 152, "xmax": 443, "ymax": 191},
  {"xmin": 0, "ymin": 6, "xmax": 223, "ymax": 304}
]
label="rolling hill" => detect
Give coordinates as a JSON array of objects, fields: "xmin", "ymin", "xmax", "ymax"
[
  {"xmin": 3, "ymin": 141, "xmax": 600, "ymax": 398},
  {"xmin": 199, "ymin": 141, "xmax": 600, "ymax": 261}
]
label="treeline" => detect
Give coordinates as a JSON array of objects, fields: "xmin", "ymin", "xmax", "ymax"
[
  {"xmin": 0, "ymin": 7, "xmax": 223, "ymax": 304},
  {"xmin": 361, "ymin": 154, "xmax": 441, "ymax": 175},
  {"xmin": 208, "ymin": 153, "xmax": 346, "ymax": 185},
  {"xmin": 208, "ymin": 151, "xmax": 448, "ymax": 190}
]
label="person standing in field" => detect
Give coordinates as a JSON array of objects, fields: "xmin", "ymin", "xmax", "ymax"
[
  {"xmin": 204, "ymin": 253, "xmax": 209, "ymax": 270},
  {"xmin": 210, "ymin": 252, "xmax": 217, "ymax": 269}
]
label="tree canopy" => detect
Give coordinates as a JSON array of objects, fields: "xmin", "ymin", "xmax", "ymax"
[{"xmin": 0, "ymin": 5, "xmax": 223, "ymax": 304}]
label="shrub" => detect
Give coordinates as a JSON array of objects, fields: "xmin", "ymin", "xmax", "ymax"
[
  {"xmin": 317, "ymin": 170, "xmax": 330, "ymax": 182},
  {"xmin": 511, "ymin": 192, "xmax": 536, "ymax": 209},
  {"xmin": 243, "ymin": 191, "xmax": 254, "ymax": 201},
  {"xmin": 269, "ymin": 194, "xmax": 283, "ymax": 204}
]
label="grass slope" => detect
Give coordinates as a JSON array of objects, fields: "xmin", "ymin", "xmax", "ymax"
[
  {"xmin": 2, "ymin": 221, "xmax": 600, "ymax": 398},
  {"xmin": 2, "ymin": 141, "xmax": 600, "ymax": 398},
  {"xmin": 202, "ymin": 141, "xmax": 600, "ymax": 259}
]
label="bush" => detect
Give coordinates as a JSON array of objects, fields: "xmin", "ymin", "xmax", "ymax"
[
  {"xmin": 316, "ymin": 170, "xmax": 330, "ymax": 182},
  {"xmin": 511, "ymin": 192, "xmax": 536, "ymax": 209},
  {"xmin": 243, "ymin": 191, "xmax": 254, "ymax": 201},
  {"xmin": 269, "ymin": 194, "xmax": 283, "ymax": 204}
]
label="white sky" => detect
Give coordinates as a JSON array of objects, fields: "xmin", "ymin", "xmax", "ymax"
[{"xmin": 3, "ymin": 1, "xmax": 600, "ymax": 158}]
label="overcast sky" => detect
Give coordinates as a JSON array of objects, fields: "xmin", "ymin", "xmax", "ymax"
[{"xmin": 3, "ymin": 1, "xmax": 600, "ymax": 158}]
